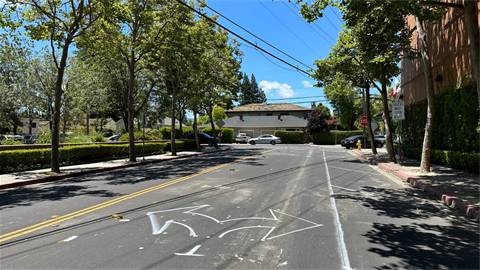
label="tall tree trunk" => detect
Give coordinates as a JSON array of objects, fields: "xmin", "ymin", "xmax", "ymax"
[
  {"xmin": 193, "ymin": 101, "xmax": 201, "ymax": 152},
  {"xmin": 127, "ymin": 52, "xmax": 136, "ymax": 162},
  {"xmin": 416, "ymin": 16, "xmax": 436, "ymax": 173},
  {"xmin": 51, "ymin": 39, "xmax": 72, "ymax": 173},
  {"xmin": 28, "ymin": 113, "xmax": 33, "ymax": 134},
  {"xmin": 179, "ymin": 109, "xmax": 184, "ymax": 139},
  {"xmin": 365, "ymin": 85, "xmax": 377, "ymax": 155},
  {"xmin": 86, "ymin": 110, "xmax": 90, "ymax": 135},
  {"xmin": 170, "ymin": 73, "xmax": 178, "ymax": 156},
  {"xmin": 380, "ymin": 66, "xmax": 395, "ymax": 162},
  {"xmin": 208, "ymin": 101, "xmax": 218, "ymax": 149},
  {"xmin": 464, "ymin": 1, "xmax": 480, "ymax": 108}
]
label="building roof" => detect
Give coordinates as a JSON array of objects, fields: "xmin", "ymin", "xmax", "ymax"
[
  {"xmin": 226, "ymin": 103, "xmax": 312, "ymax": 113},
  {"xmin": 199, "ymin": 115, "xmax": 308, "ymax": 129}
]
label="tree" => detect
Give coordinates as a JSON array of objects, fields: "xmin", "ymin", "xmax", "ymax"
[
  {"xmin": 316, "ymin": 103, "xmax": 331, "ymax": 120},
  {"xmin": 5, "ymin": 0, "xmax": 103, "ymax": 172},
  {"xmin": 306, "ymin": 109, "xmax": 328, "ymax": 133},
  {"xmin": 239, "ymin": 73, "xmax": 267, "ymax": 105}
]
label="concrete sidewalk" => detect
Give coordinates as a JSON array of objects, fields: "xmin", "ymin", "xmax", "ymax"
[
  {"xmin": 353, "ymin": 147, "xmax": 479, "ymax": 222},
  {"xmin": 0, "ymin": 146, "xmax": 230, "ymax": 190}
]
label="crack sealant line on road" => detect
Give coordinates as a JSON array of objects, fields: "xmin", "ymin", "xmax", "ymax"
[
  {"xmin": 0, "ymin": 148, "xmax": 231, "ymax": 191},
  {"xmin": 0, "ymin": 148, "xmax": 279, "ymax": 244},
  {"xmin": 323, "ymin": 149, "xmax": 352, "ymax": 270}
]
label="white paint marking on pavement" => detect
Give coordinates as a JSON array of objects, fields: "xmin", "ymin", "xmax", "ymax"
[
  {"xmin": 323, "ymin": 149, "xmax": 351, "ymax": 270},
  {"xmin": 266, "ymin": 225, "xmax": 323, "ymax": 240},
  {"xmin": 153, "ymin": 220, "xmax": 197, "ymax": 237},
  {"xmin": 278, "ymin": 261, "xmax": 288, "ymax": 266},
  {"xmin": 273, "ymin": 210, "xmax": 320, "ymax": 225},
  {"xmin": 331, "ymin": 185, "xmax": 357, "ymax": 192},
  {"xmin": 261, "ymin": 227, "xmax": 276, "ymax": 241},
  {"xmin": 328, "ymin": 166, "xmax": 382, "ymax": 176},
  {"xmin": 60, "ymin": 236, "xmax": 77, "ymax": 242},
  {"xmin": 174, "ymin": 245, "xmax": 205, "ymax": 256},
  {"xmin": 218, "ymin": 226, "xmax": 275, "ymax": 239},
  {"xmin": 188, "ymin": 212, "xmax": 220, "ymax": 223}
]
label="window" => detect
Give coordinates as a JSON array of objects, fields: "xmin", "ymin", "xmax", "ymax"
[
  {"xmin": 266, "ymin": 113, "xmax": 272, "ymax": 116},
  {"xmin": 31, "ymin": 123, "xmax": 37, "ymax": 128}
]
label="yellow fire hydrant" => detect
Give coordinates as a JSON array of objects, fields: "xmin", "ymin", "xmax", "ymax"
[{"xmin": 357, "ymin": 139, "xmax": 362, "ymax": 150}]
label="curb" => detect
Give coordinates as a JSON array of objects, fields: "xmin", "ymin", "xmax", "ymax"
[
  {"xmin": 0, "ymin": 148, "xmax": 229, "ymax": 191},
  {"xmin": 354, "ymin": 150, "xmax": 479, "ymax": 223}
]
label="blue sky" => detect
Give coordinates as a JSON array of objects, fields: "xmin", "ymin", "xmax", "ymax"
[{"xmin": 205, "ymin": 0, "xmax": 345, "ymax": 111}]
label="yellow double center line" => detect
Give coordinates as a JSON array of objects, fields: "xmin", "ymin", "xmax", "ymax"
[{"xmin": 0, "ymin": 148, "xmax": 278, "ymax": 243}]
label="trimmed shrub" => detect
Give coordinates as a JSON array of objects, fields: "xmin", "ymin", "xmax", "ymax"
[
  {"xmin": 1, "ymin": 140, "xmax": 23, "ymax": 145},
  {"xmin": 37, "ymin": 132, "xmax": 52, "ymax": 144},
  {"xmin": 274, "ymin": 131, "xmax": 304, "ymax": 144},
  {"xmin": 90, "ymin": 132, "xmax": 108, "ymax": 142},
  {"xmin": 119, "ymin": 132, "xmax": 153, "ymax": 141},
  {"xmin": 0, "ymin": 141, "xmax": 197, "ymax": 174},
  {"xmin": 159, "ymin": 127, "xmax": 194, "ymax": 139},
  {"xmin": 313, "ymin": 130, "xmax": 363, "ymax": 145},
  {"xmin": 201, "ymin": 128, "xmax": 234, "ymax": 143}
]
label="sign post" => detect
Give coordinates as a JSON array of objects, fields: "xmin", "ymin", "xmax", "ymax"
[
  {"xmin": 359, "ymin": 116, "xmax": 368, "ymax": 148},
  {"xmin": 332, "ymin": 117, "xmax": 338, "ymax": 145}
]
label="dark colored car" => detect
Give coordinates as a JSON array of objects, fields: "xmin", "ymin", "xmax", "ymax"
[
  {"xmin": 186, "ymin": 133, "xmax": 220, "ymax": 146},
  {"xmin": 341, "ymin": 135, "xmax": 383, "ymax": 149}
]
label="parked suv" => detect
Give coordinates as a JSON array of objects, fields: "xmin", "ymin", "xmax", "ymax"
[
  {"xmin": 186, "ymin": 133, "xmax": 220, "ymax": 146},
  {"xmin": 235, "ymin": 133, "xmax": 251, "ymax": 143}
]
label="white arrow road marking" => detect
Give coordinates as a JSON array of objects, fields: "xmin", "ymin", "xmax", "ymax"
[
  {"xmin": 218, "ymin": 226, "xmax": 276, "ymax": 240},
  {"xmin": 153, "ymin": 220, "xmax": 197, "ymax": 237},
  {"xmin": 174, "ymin": 245, "xmax": 204, "ymax": 256}
]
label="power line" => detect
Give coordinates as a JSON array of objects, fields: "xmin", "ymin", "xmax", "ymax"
[
  {"xmin": 280, "ymin": 0, "xmax": 335, "ymax": 46},
  {"xmin": 257, "ymin": 0, "xmax": 321, "ymax": 58},
  {"xmin": 289, "ymin": 2, "xmax": 337, "ymax": 43},
  {"xmin": 242, "ymin": 43, "xmax": 299, "ymax": 72},
  {"xmin": 196, "ymin": 0, "xmax": 312, "ymax": 70},
  {"xmin": 329, "ymin": 6, "xmax": 343, "ymax": 23},
  {"xmin": 173, "ymin": 0, "xmax": 310, "ymax": 75}
]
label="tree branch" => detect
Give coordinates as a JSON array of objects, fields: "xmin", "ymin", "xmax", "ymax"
[{"xmin": 419, "ymin": 0, "xmax": 464, "ymax": 10}]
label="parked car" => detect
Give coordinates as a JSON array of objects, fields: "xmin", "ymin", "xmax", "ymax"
[
  {"xmin": 24, "ymin": 134, "xmax": 40, "ymax": 144},
  {"xmin": 248, "ymin": 134, "xmax": 281, "ymax": 145},
  {"xmin": 341, "ymin": 135, "xmax": 383, "ymax": 149},
  {"xmin": 375, "ymin": 134, "xmax": 397, "ymax": 143},
  {"xmin": 108, "ymin": 135, "xmax": 121, "ymax": 142},
  {"xmin": 186, "ymin": 133, "xmax": 220, "ymax": 146},
  {"xmin": 235, "ymin": 133, "xmax": 251, "ymax": 143}
]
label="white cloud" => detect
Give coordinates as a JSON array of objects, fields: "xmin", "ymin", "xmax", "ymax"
[
  {"xmin": 302, "ymin": 81, "xmax": 314, "ymax": 88},
  {"xmin": 259, "ymin": 81, "xmax": 295, "ymax": 98}
]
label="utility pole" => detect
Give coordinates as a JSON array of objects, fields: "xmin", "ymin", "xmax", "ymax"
[{"xmin": 362, "ymin": 88, "xmax": 366, "ymax": 147}]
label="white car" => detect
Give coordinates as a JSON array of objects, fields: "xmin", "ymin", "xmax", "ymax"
[
  {"xmin": 235, "ymin": 133, "xmax": 251, "ymax": 143},
  {"xmin": 248, "ymin": 134, "xmax": 281, "ymax": 145}
]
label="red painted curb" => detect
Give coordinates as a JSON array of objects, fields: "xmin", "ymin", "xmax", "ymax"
[
  {"xmin": 0, "ymin": 148, "xmax": 228, "ymax": 190},
  {"xmin": 376, "ymin": 162, "xmax": 479, "ymax": 222},
  {"xmin": 354, "ymin": 149, "xmax": 378, "ymax": 165}
]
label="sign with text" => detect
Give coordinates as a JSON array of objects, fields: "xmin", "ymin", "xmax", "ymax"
[
  {"xmin": 332, "ymin": 117, "xmax": 337, "ymax": 124},
  {"xmin": 359, "ymin": 116, "xmax": 368, "ymax": 126},
  {"xmin": 392, "ymin": 101, "xmax": 405, "ymax": 120}
]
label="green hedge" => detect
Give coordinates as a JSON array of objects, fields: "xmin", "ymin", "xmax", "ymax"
[
  {"xmin": 159, "ymin": 127, "xmax": 194, "ymax": 139},
  {"xmin": 0, "ymin": 140, "xmax": 197, "ymax": 173},
  {"xmin": 393, "ymin": 144, "xmax": 479, "ymax": 173},
  {"xmin": 273, "ymin": 131, "xmax": 304, "ymax": 144},
  {"xmin": 401, "ymin": 82, "xmax": 479, "ymax": 153},
  {"xmin": 313, "ymin": 130, "xmax": 364, "ymax": 145},
  {"xmin": 201, "ymin": 127, "xmax": 234, "ymax": 143},
  {"xmin": 119, "ymin": 132, "xmax": 154, "ymax": 141}
]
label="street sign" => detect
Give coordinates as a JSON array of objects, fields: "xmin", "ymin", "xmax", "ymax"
[
  {"xmin": 392, "ymin": 101, "xmax": 405, "ymax": 120},
  {"xmin": 215, "ymin": 119, "xmax": 225, "ymax": 128},
  {"xmin": 332, "ymin": 117, "xmax": 337, "ymax": 124},
  {"xmin": 371, "ymin": 122, "xmax": 378, "ymax": 130},
  {"xmin": 359, "ymin": 116, "xmax": 368, "ymax": 126}
]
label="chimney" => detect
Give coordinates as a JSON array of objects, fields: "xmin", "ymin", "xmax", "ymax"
[
  {"xmin": 278, "ymin": 115, "xmax": 282, "ymax": 121},
  {"xmin": 240, "ymin": 115, "xmax": 244, "ymax": 121}
]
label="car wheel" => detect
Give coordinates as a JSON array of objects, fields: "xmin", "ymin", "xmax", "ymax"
[
  {"xmin": 208, "ymin": 141, "xmax": 214, "ymax": 146},
  {"xmin": 250, "ymin": 141, "xmax": 255, "ymax": 145},
  {"xmin": 346, "ymin": 146, "xmax": 350, "ymax": 149},
  {"xmin": 270, "ymin": 141, "xmax": 276, "ymax": 145},
  {"xmin": 376, "ymin": 143, "xmax": 382, "ymax": 148}
]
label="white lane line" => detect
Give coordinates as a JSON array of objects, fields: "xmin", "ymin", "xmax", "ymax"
[
  {"xmin": 218, "ymin": 226, "xmax": 275, "ymax": 239},
  {"xmin": 153, "ymin": 220, "xmax": 198, "ymax": 237},
  {"xmin": 328, "ymin": 166, "xmax": 382, "ymax": 176},
  {"xmin": 175, "ymin": 245, "xmax": 205, "ymax": 256},
  {"xmin": 323, "ymin": 149, "xmax": 351, "ymax": 270}
]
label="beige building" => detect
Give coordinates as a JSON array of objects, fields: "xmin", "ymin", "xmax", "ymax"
[
  {"xmin": 225, "ymin": 103, "xmax": 312, "ymax": 119},
  {"xmin": 402, "ymin": 2, "xmax": 479, "ymax": 106},
  {"xmin": 20, "ymin": 118, "xmax": 50, "ymax": 134}
]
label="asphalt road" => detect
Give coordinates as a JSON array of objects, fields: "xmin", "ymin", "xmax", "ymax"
[{"xmin": 0, "ymin": 145, "xmax": 478, "ymax": 269}]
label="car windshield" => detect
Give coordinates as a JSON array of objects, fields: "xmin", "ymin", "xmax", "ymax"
[{"xmin": 201, "ymin": 133, "xmax": 213, "ymax": 138}]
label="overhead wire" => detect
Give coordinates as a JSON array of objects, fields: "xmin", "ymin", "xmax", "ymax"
[
  {"xmin": 242, "ymin": 43, "xmax": 299, "ymax": 72},
  {"xmin": 195, "ymin": 0, "xmax": 312, "ymax": 70},
  {"xmin": 257, "ymin": 0, "xmax": 321, "ymax": 58},
  {"xmin": 289, "ymin": 2, "xmax": 337, "ymax": 43},
  {"xmin": 329, "ymin": 6, "xmax": 343, "ymax": 23},
  {"xmin": 280, "ymin": 0, "xmax": 335, "ymax": 46},
  {"xmin": 173, "ymin": 0, "xmax": 310, "ymax": 75}
]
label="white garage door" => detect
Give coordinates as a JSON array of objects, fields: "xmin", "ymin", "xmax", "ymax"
[{"xmin": 261, "ymin": 130, "xmax": 275, "ymax": 135}]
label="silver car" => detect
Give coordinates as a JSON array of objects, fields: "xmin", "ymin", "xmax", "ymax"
[
  {"xmin": 248, "ymin": 134, "xmax": 281, "ymax": 145},
  {"xmin": 235, "ymin": 133, "xmax": 251, "ymax": 143}
]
